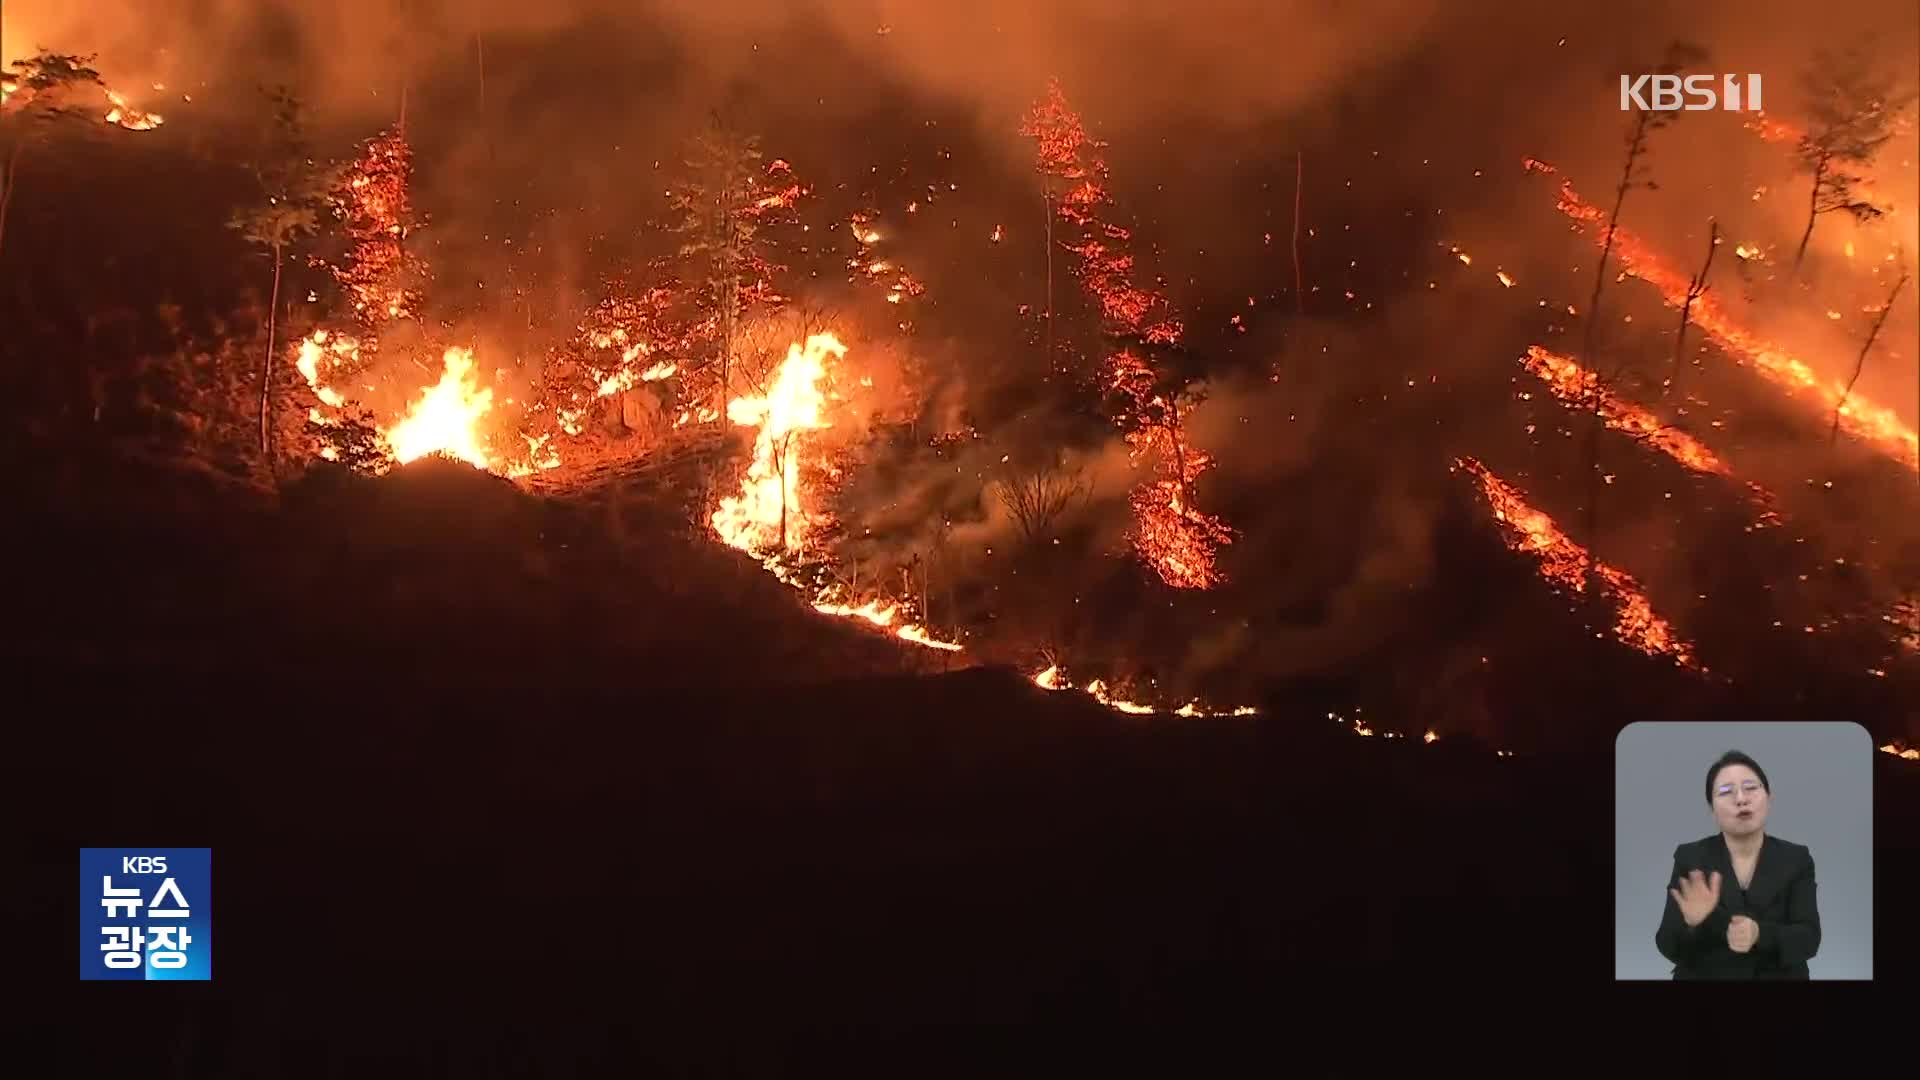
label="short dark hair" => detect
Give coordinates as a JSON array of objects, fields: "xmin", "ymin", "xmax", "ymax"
[{"xmin": 1705, "ymin": 750, "xmax": 1770, "ymax": 804}]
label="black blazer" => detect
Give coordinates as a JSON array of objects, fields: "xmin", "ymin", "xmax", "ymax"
[{"xmin": 1654, "ymin": 833, "xmax": 1820, "ymax": 979}]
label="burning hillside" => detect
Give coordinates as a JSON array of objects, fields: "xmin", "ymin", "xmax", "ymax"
[{"xmin": 4, "ymin": 2, "xmax": 1920, "ymax": 755}]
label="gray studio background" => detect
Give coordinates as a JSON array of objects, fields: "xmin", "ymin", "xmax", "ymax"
[{"xmin": 1614, "ymin": 721, "xmax": 1874, "ymax": 980}]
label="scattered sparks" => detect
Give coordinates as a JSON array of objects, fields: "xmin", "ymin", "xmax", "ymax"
[
  {"xmin": 326, "ymin": 127, "xmax": 429, "ymax": 330},
  {"xmin": 1744, "ymin": 113, "xmax": 1804, "ymax": 145},
  {"xmin": 1459, "ymin": 457, "xmax": 1698, "ymax": 668}
]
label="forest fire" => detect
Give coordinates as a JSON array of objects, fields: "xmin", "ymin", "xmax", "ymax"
[
  {"xmin": 712, "ymin": 333, "xmax": 961, "ymax": 652},
  {"xmin": 1458, "ymin": 458, "xmax": 1698, "ymax": 668},
  {"xmin": 23, "ymin": 10, "xmax": 1920, "ymax": 1046},
  {"xmin": 1532, "ymin": 162, "xmax": 1919, "ymax": 468}
]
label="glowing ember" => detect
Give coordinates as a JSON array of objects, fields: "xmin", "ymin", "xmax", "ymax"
[
  {"xmin": 1532, "ymin": 161, "xmax": 1919, "ymax": 468},
  {"xmin": 385, "ymin": 347, "xmax": 495, "ymax": 468},
  {"xmin": 1458, "ymin": 457, "xmax": 1698, "ymax": 668},
  {"xmin": 1879, "ymin": 744, "xmax": 1920, "ymax": 761},
  {"xmin": 848, "ymin": 211, "xmax": 927, "ymax": 309},
  {"xmin": 327, "ymin": 127, "xmax": 428, "ymax": 330},
  {"xmin": 1744, "ymin": 114, "xmax": 1804, "ymax": 144}
]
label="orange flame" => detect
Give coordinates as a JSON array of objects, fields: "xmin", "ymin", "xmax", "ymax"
[
  {"xmin": 712, "ymin": 334, "xmax": 962, "ymax": 652},
  {"xmin": 329, "ymin": 127, "xmax": 428, "ymax": 329},
  {"xmin": 385, "ymin": 348, "xmax": 495, "ymax": 469},
  {"xmin": 712, "ymin": 334, "xmax": 839, "ymax": 554},
  {"xmin": 1533, "ymin": 162, "xmax": 1918, "ymax": 468},
  {"xmin": 1520, "ymin": 346, "xmax": 1781, "ymax": 522},
  {"xmin": 1523, "ymin": 346, "xmax": 1732, "ymax": 477},
  {"xmin": 295, "ymin": 330, "xmax": 360, "ymax": 411},
  {"xmin": 1024, "ymin": 80, "xmax": 1231, "ymax": 586},
  {"xmin": 1030, "ymin": 664, "xmax": 1257, "ymax": 717},
  {"xmin": 1743, "ymin": 113, "xmax": 1804, "ymax": 145},
  {"xmin": 1459, "ymin": 457, "xmax": 1698, "ymax": 668},
  {"xmin": 103, "ymin": 88, "xmax": 163, "ymax": 130}
]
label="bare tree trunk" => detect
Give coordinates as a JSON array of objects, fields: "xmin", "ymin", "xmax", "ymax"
[
  {"xmin": 259, "ymin": 244, "xmax": 284, "ymax": 470},
  {"xmin": 1832, "ymin": 268, "xmax": 1909, "ymax": 443},
  {"xmin": 0, "ymin": 143, "xmax": 23, "ymax": 265},
  {"xmin": 1171, "ymin": 410, "xmax": 1188, "ymax": 509},
  {"xmin": 777, "ymin": 432, "xmax": 790, "ymax": 552},
  {"xmin": 1043, "ymin": 177, "xmax": 1055, "ymax": 377},
  {"xmin": 1580, "ymin": 113, "xmax": 1648, "ymax": 606},
  {"xmin": 1669, "ymin": 221, "xmax": 1718, "ymax": 394},
  {"xmin": 476, "ymin": 36, "xmax": 485, "ymax": 108},
  {"xmin": 1794, "ymin": 155, "xmax": 1825, "ymax": 274},
  {"xmin": 476, "ymin": 34, "xmax": 494, "ymax": 171},
  {"xmin": 1293, "ymin": 150, "xmax": 1305, "ymax": 315}
]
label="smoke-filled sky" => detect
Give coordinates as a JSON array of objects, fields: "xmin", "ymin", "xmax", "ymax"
[{"xmin": 10, "ymin": 0, "xmax": 1915, "ymax": 132}]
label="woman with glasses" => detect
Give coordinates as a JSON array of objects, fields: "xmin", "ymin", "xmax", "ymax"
[{"xmin": 1654, "ymin": 749, "xmax": 1822, "ymax": 978}]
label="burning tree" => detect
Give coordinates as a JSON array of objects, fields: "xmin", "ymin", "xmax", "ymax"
[
  {"xmin": 0, "ymin": 52, "xmax": 104, "ymax": 263},
  {"xmin": 1022, "ymin": 79, "xmax": 1233, "ymax": 589},
  {"xmin": 1020, "ymin": 81, "xmax": 1104, "ymax": 385},
  {"xmin": 668, "ymin": 116, "xmax": 806, "ymax": 414},
  {"xmin": 525, "ymin": 282, "xmax": 699, "ymax": 463},
  {"xmin": 229, "ymin": 87, "xmax": 336, "ymax": 469},
  {"xmin": 322, "ymin": 123, "xmax": 430, "ymax": 336},
  {"xmin": 1790, "ymin": 47, "xmax": 1915, "ymax": 273}
]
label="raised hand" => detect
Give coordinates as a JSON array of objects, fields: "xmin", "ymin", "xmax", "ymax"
[
  {"xmin": 1727, "ymin": 914, "xmax": 1758, "ymax": 953},
  {"xmin": 1669, "ymin": 869, "xmax": 1722, "ymax": 927}
]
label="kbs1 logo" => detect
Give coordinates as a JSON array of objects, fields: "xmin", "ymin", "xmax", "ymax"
[
  {"xmin": 80, "ymin": 849, "xmax": 212, "ymax": 981},
  {"xmin": 1620, "ymin": 73, "xmax": 1763, "ymax": 112}
]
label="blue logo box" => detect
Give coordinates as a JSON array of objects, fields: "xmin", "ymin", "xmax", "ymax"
[{"xmin": 80, "ymin": 849, "xmax": 212, "ymax": 981}]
